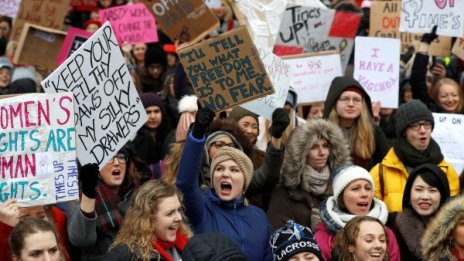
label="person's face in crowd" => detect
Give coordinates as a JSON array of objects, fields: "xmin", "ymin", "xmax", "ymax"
[
  {"xmin": 89, "ymin": 11, "xmax": 100, "ymax": 21},
  {"xmin": 0, "ymin": 67, "xmax": 11, "ymax": 88},
  {"xmin": 307, "ymin": 103, "xmax": 324, "ymax": 120},
  {"xmin": 145, "ymin": 106, "xmax": 162, "ymax": 129},
  {"xmin": 437, "ymin": 83, "xmax": 460, "ymax": 113},
  {"xmin": 342, "ymin": 179, "xmax": 373, "ymax": 216},
  {"xmin": 288, "ymin": 252, "xmax": 320, "ymax": 261},
  {"xmin": 14, "ymin": 231, "xmax": 61, "ymax": 261},
  {"xmin": 350, "ymin": 220, "xmax": 387, "ymax": 261},
  {"xmin": 403, "ymin": 89, "xmax": 413, "ymax": 103},
  {"xmin": 19, "ymin": 207, "xmax": 49, "ymax": 221},
  {"xmin": 153, "ymin": 195, "xmax": 183, "ymax": 242},
  {"xmin": 0, "ymin": 21, "xmax": 10, "ymax": 38},
  {"xmin": 212, "ymin": 159, "xmax": 245, "ymax": 201},
  {"xmin": 237, "ymin": 116, "xmax": 258, "ymax": 144},
  {"xmin": 452, "ymin": 218, "xmax": 464, "ymax": 251},
  {"xmin": 99, "ymin": 153, "xmax": 127, "ymax": 188},
  {"xmin": 132, "ymin": 43, "xmax": 147, "ymax": 63},
  {"xmin": 335, "ymin": 91, "xmax": 363, "ymax": 125},
  {"xmin": 99, "ymin": 0, "xmax": 113, "ymax": 8},
  {"xmin": 404, "ymin": 121, "xmax": 432, "ymax": 152},
  {"xmin": 306, "ymin": 139, "xmax": 329, "ymax": 172},
  {"xmin": 410, "ymin": 175, "xmax": 441, "ymax": 217},
  {"xmin": 166, "ymin": 53, "xmax": 177, "ymax": 68},
  {"xmin": 148, "ymin": 63, "xmax": 164, "ymax": 79},
  {"xmin": 208, "ymin": 136, "xmax": 234, "ymax": 160},
  {"xmin": 213, "ymin": 2, "xmax": 227, "ymax": 19},
  {"xmin": 86, "ymin": 24, "xmax": 100, "ymax": 34}
]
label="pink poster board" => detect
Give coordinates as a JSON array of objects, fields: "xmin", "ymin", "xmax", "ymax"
[
  {"xmin": 99, "ymin": 3, "xmax": 158, "ymax": 44},
  {"xmin": 56, "ymin": 27, "xmax": 92, "ymax": 66}
]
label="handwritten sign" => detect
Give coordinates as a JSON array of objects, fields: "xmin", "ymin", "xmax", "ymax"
[
  {"xmin": 354, "ymin": 37, "xmax": 400, "ymax": 108},
  {"xmin": 282, "ymin": 51, "xmax": 342, "ymax": 104},
  {"xmin": 10, "ymin": 0, "xmax": 71, "ymax": 43},
  {"xmin": 41, "ymin": 22, "xmax": 148, "ymax": 168},
  {"xmin": 56, "ymin": 27, "xmax": 92, "ymax": 66},
  {"xmin": 100, "ymin": 4, "xmax": 158, "ymax": 44},
  {"xmin": 241, "ymin": 47, "xmax": 291, "ymax": 120},
  {"xmin": 141, "ymin": 0, "xmax": 219, "ymax": 44},
  {"xmin": 0, "ymin": 93, "xmax": 78, "ymax": 207},
  {"xmin": 13, "ymin": 23, "xmax": 66, "ymax": 69},
  {"xmin": 177, "ymin": 26, "xmax": 275, "ymax": 112},
  {"xmin": 0, "ymin": 0, "xmax": 21, "ymax": 18},
  {"xmin": 452, "ymin": 38, "xmax": 464, "ymax": 60},
  {"xmin": 432, "ymin": 113, "xmax": 464, "ymax": 175},
  {"xmin": 400, "ymin": 0, "xmax": 464, "ymax": 37}
]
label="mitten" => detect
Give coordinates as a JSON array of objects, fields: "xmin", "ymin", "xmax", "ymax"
[
  {"xmin": 191, "ymin": 107, "xmax": 215, "ymax": 138},
  {"xmin": 80, "ymin": 163, "xmax": 99, "ymax": 199},
  {"xmin": 270, "ymin": 108, "xmax": 290, "ymax": 138},
  {"xmin": 420, "ymin": 25, "xmax": 438, "ymax": 44}
]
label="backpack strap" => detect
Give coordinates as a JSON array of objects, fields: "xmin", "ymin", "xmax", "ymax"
[{"xmin": 379, "ymin": 163, "xmax": 385, "ymax": 199}]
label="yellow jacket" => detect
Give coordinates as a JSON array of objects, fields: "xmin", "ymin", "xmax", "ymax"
[{"xmin": 370, "ymin": 148, "xmax": 460, "ymax": 213}]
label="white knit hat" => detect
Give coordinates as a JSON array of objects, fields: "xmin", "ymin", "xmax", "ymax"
[{"xmin": 332, "ymin": 164, "xmax": 374, "ymax": 200}]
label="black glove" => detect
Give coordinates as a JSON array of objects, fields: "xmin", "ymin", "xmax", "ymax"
[
  {"xmin": 270, "ymin": 108, "xmax": 290, "ymax": 138},
  {"xmin": 192, "ymin": 107, "xmax": 215, "ymax": 139},
  {"xmin": 80, "ymin": 163, "xmax": 99, "ymax": 199},
  {"xmin": 421, "ymin": 25, "xmax": 438, "ymax": 44}
]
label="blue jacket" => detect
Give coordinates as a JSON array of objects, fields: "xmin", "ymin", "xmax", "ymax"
[{"xmin": 176, "ymin": 133, "xmax": 273, "ymax": 261}]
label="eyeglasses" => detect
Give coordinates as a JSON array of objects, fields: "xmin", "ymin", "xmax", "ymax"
[
  {"xmin": 108, "ymin": 154, "xmax": 128, "ymax": 164},
  {"xmin": 408, "ymin": 121, "xmax": 433, "ymax": 131},
  {"xmin": 338, "ymin": 96, "xmax": 363, "ymax": 105},
  {"xmin": 0, "ymin": 26, "xmax": 9, "ymax": 32},
  {"xmin": 211, "ymin": 141, "xmax": 235, "ymax": 149}
]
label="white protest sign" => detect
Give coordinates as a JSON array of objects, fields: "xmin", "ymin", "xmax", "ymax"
[
  {"xmin": 400, "ymin": 0, "xmax": 464, "ymax": 37},
  {"xmin": 354, "ymin": 37, "xmax": 400, "ymax": 108},
  {"xmin": 432, "ymin": 113, "xmax": 464, "ymax": 175},
  {"xmin": 0, "ymin": 0, "xmax": 21, "ymax": 18},
  {"xmin": 205, "ymin": 0, "xmax": 221, "ymax": 9},
  {"xmin": 0, "ymin": 93, "xmax": 78, "ymax": 207},
  {"xmin": 282, "ymin": 51, "xmax": 342, "ymax": 104},
  {"xmin": 41, "ymin": 22, "xmax": 148, "ymax": 169},
  {"xmin": 241, "ymin": 47, "xmax": 291, "ymax": 120}
]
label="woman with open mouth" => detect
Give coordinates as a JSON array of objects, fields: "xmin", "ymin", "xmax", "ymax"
[{"xmin": 314, "ymin": 164, "xmax": 400, "ymax": 261}]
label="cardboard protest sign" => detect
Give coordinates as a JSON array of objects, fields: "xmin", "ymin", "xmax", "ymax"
[
  {"xmin": 56, "ymin": 27, "xmax": 92, "ymax": 66},
  {"xmin": 282, "ymin": 51, "xmax": 342, "ymax": 104},
  {"xmin": 432, "ymin": 113, "xmax": 464, "ymax": 175},
  {"xmin": 0, "ymin": 93, "xmax": 78, "ymax": 206},
  {"xmin": 241, "ymin": 47, "xmax": 291, "ymax": 120},
  {"xmin": 141, "ymin": 0, "xmax": 219, "ymax": 44},
  {"xmin": 452, "ymin": 38, "xmax": 464, "ymax": 60},
  {"xmin": 100, "ymin": 3, "xmax": 158, "ymax": 44},
  {"xmin": 400, "ymin": 0, "xmax": 464, "ymax": 37},
  {"xmin": 10, "ymin": 0, "xmax": 71, "ymax": 42},
  {"xmin": 0, "ymin": 0, "xmax": 21, "ymax": 18},
  {"xmin": 13, "ymin": 23, "xmax": 66, "ymax": 69},
  {"xmin": 354, "ymin": 37, "xmax": 400, "ymax": 108},
  {"xmin": 177, "ymin": 26, "xmax": 275, "ymax": 112},
  {"xmin": 41, "ymin": 22, "xmax": 148, "ymax": 168}
]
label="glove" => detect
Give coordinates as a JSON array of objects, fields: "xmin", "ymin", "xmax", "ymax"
[
  {"xmin": 421, "ymin": 25, "xmax": 438, "ymax": 44},
  {"xmin": 80, "ymin": 163, "xmax": 99, "ymax": 199},
  {"xmin": 191, "ymin": 107, "xmax": 215, "ymax": 138},
  {"xmin": 270, "ymin": 108, "xmax": 290, "ymax": 138}
]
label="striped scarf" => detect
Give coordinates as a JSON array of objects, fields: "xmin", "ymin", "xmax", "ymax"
[{"xmin": 95, "ymin": 183, "xmax": 123, "ymax": 233}]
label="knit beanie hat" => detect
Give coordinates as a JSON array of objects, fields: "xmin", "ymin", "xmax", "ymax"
[
  {"xmin": 395, "ymin": 99, "xmax": 434, "ymax": 136},
  {"xmin": 228, "ymin": 106, "xmax": 259, "ymax": 124},
  {"xmin": 332, "ymin": 164, "xmax": 374, "ymax": 201},
  {"xmin": 141, "ymin": 92, "xmax": 164, "ymax": 109},
  {"xmin": 144, "ymin": 44, "xmax": 167, "ymax": 68},
  {"xmin": 210, "ymin": 147, "xmax": 253, "ymax": 191},
  {"xmin": 270, "ymin": 220, "xmax": 324, "ymax": 261},
  {"xmin": 205, "ymin": 131, "xmax": 244, "ymax": 161},
  {"xmin": 176, "ymin": 95, "xmax": 198, "ymax": 142}
]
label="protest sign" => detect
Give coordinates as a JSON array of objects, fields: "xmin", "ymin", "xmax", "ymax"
[
  {"xmin": 432, "ymin": 113, "xmax": 464, "ymax": 175},
  {"xmin": 56, "ymin": 27, "xmax": 92, "ymax": 66},
  {"xmin": 41, "ymin": 22, "xmax": 148, "ymax": 168},
  {"xmin": 400, "ymin": 0, "xmax": 464, "ymax": 38},
  {"xmin": 0, "ymin": 0, "xmax": 21, "ymax": 18},
  {"xmin": 452, "ymin": 38, "xmax": 464, "ymax": 60},
  {"xmin": 0, "ymin": 93, "xmax": 78, "ymax": 207},
  {"xmin": 354, "ymin": 36, "xmax": 400, "ymax": 108},
  {"xmin": 282, "ymin": 51, "xmax": 342, "ymax": 104},
  {"xmin": 70, "ymin": 0, "xmax": 97, "ymax": 7},
  {"xmin": 10, "ymin": 0, "xmax": 71, "ymax": 42},
  {"xmin": 177, "ymin": 26, "xmax": 275, "ymax": 112},
  {"xmin": 205, "ymin": 0, "xmax": 221, "ymax": 9},
  {"xmin": 141, "ymin": 0, "xmax": 219, "ymax": 44},
  {"xmin": 100, "ymin": 3, "xmax": 158, "ymax": 44},
  {"xmin": 241, "ymin": 47, "xmax": 291, "ymax": 120},
  {"xmin": 13, "ymin": 23, "xmax": 66, "ymax": 69}
]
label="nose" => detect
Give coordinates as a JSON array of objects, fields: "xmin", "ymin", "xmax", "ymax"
[
  {"xmin": 44, "ymin": 253, "xmax": 53, "ymax": 261},
  {"xmin": 360, "ymin": 188, "xmax": 370, "ymax": 197},
  {"xmin": 174, "ymin": 211, "xmax": 182, "ymax": 221}
]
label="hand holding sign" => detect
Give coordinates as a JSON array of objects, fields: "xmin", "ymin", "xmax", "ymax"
[
  {"xmin": 80, "ymin": 163, "xmax": 99, "ymax": 199},
  {"xmin": 0, "ymin": 199, "xmax": 20, "ymax": 227},
  {"xmin": 420, "ymin": 25, "xmax": 438, "ymax": 44}
]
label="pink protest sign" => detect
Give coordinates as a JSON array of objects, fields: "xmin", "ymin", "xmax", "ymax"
[
  {"xmin": 56, "ymin": 27, "xmax": 92, "ymax": 66},
  {"xmin": 99, "ymin": 3, "xmax": 158, "ymax": 44}
]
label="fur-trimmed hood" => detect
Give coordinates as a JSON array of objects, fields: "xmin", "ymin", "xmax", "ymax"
[
  {"xmin": 422, "ymin": 196, "xmax": 464, "ymax": 260},
  {"xmin": 280, "ymin": 119, "xmax": 351, "ymax": 193}
]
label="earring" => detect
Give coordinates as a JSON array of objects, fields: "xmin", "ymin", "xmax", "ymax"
[{"xmin": 449, "ymin": 239, "xmax": 455, "ymax": 248}]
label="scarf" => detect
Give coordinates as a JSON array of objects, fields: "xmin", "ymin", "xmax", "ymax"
[
  {"xmin": 305, "ymin": 165, "xmax": 331, "ymax": 195},
  {"xmin": 393, "ymin": 137, "xmax": 443, "ymax": 168},
  {"xmin": 95, "ymin": 183, "xmax": 123, "ymax": 234},
  {"xmin": 395, "ymin": 207, "xmax": 427, "ymax": 259},
  {"xmin": 152, "ymin": 231, "xmax": 189, "ymax": 261},
  {"xmin": 320, "ymin": 196, "xmax": 388, "ymax": 235},
  {"xmin": 454, "ymin": 247, "xmax": 464, "ymax": 261}
]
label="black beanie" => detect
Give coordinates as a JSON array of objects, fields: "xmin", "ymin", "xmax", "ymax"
[
  {"xmin": 144, "ymin": 44, "xmax": 167, "ymax": 68},
  {"xmin": 395, "ymin": 99, "xmax": 434, "ymax": 136},
  {"xmin": 182, "ymin": 233, "xmax": 247, "ymax": 261}
]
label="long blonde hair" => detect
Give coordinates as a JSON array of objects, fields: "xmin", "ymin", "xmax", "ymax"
[
  {"xmin": 110, "ymin": 180, "xmax": 192, "ymax": 261},
  {"xmin": 162, "ymin": 142, "xmax": 185, "ymax": 184},
  {"xmin": 433, "ymin": 78, "xmax": 464, "ymax": 113},
  {"xmin": 329, "ymin": 99, "xmax": 375, "ymax": 160}
]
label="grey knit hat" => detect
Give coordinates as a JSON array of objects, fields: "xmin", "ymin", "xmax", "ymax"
[{"xmin": 395, "ymin": 100, "xmax": 434, "ymax": 136}]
